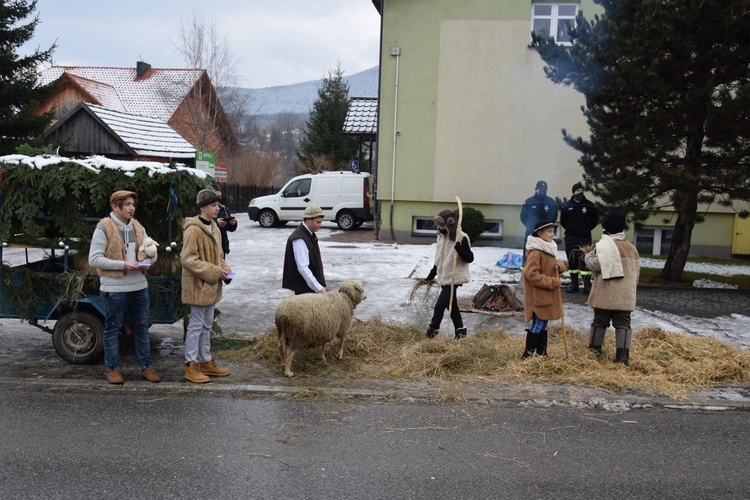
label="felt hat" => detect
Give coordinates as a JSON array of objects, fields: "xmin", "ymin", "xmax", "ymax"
[
  {"xmin": 434, "ymin": 209, "xmax": 458, "ymax": 241},
  {"xmin": 303, "ymin": 204, "xmax": 324, "ymax": 219},
  {"xmin": 602, "ymin": 212, "xmax": 626, "ymax": 234},
  {"xmin": 196, "ymin": 189, "xmax": 221, "ymax": 208},
  {"xmin": 533, "ymin": 219, "xmax": 557, "ymax": 236},
  {"xmin": 109, "ymin": 190, "xmax": 137, "ymax": 205},
  {"xmin": 535, "ymin": 180, "xmax": 548, "ymax": 193},
  {"xmin": 572, "ymin": 182, "xmax": 584, "ymax": 194}
]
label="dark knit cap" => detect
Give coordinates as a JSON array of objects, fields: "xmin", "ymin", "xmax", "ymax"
[
  {"xmin": 602, "ymin": 212, "xmax": 626, "ymax": 234},
  {"xmin": 572, "ymin": 182, "xmax": 584, "ymax": 193}
]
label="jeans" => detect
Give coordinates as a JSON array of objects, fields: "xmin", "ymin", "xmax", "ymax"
[{"xmin": 101, "ymin": 288, "xmax": 151, "ymax": 369}]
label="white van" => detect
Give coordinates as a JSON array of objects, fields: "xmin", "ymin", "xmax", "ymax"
[{"xmin": 247, "ymin": 171, "xmax": 374, "ymax": 230}]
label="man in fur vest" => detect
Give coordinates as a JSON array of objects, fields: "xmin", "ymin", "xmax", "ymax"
[
  {"xmin": 584, "ymin": 212, "xmax": 641, "ymax": 366},
  {"xmin": 89, "ymin": 190, "xmax": 160, "ymax": 385},
  {"xmin": 181, "ymin": 189, "xmax": 234, "ymax": 383}
]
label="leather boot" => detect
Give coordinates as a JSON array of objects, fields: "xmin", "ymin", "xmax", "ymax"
[
  {"xmin": 200, "ymin": 359, "xmax": 231, "ymax": 377},
  {"xmin": 614, "ymin": 328, "xmax": 632, "ymax": 366},
  {"xmin": 185, "ymin": 361, "xmax": 210, "ymax": 383},
  {"xmin": 521, "ymin": 330, "xmax": 536, "ymax": 360},
  {"xmin": 582, "ymin": 275, "xmax": 592, "ymax": 295},
  {"xmin": 588, "ymin": 325, "xmax": 606, "ymax": 356},
  {"xmin": 536, "ymin": 330, "xmax": 548, "ymax": 356},
  {"xmin": 566, "ymin": 274, "xmax": 579, "ymax": 293},
  {"xmin": 425, "ymin": 327, "xmax": 439, "ymax": 339},
  {"xmin": 454, "ymin": 327, "xmax": 467, "ymax": 340}
]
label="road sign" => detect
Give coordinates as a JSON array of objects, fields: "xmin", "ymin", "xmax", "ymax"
[
  {"xmin": 349, "ymin": 160, "xmax": 360, "ymax": 171},
  {"xmin": 215, "ymin": 164, "xmax": 228, "ymax": 183}
]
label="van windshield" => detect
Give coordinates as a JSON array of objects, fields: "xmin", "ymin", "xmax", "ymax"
[{"xmin": 282, "ymin": 178, "xmax": 311, "ymax": 198}]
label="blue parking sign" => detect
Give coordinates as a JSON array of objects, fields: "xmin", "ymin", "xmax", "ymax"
[{"xmin": 349, "ymin": 160, "xmax": 360, "ymax": 171}]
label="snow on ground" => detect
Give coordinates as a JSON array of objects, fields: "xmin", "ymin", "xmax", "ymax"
[{"xmin": 3, "ymin": 220, "xmax": 749, "ymax": 349}]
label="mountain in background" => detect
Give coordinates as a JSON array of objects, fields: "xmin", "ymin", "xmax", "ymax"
[{"xmin": 230, "ymin": 66, "xmax": 379, "ymax": 118}]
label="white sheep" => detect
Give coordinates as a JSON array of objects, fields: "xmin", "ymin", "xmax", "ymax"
[
  {"xmin": 275, "ymin": 280, "xmax": 366, "ymax": 377},
  {"xmin": 138, "ymin": 237, "xmax": 159, "ymax": 258}
]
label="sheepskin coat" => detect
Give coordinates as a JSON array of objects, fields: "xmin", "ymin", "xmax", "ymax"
[
  {"xmin": 432, "ymin": 230, "xmax": 472, "ymax": 286},
  {"xmin": 523, "ymin": 236, "xmax": 566, "ymax": 322},
  {"xmin": 584, "ymin": 235, "xmax": 640, "ymax": 311},
  {"xmin": 181, "ymin": 216, "xmax": 231, "ymax": 306}
]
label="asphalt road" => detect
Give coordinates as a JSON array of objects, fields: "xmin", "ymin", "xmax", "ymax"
[{"xmin": 1, "ymin": 383, "xmax": 748, "ymax": 500}]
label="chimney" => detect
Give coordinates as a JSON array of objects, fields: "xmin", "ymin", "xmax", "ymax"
[{"xmin": 136, "ymin": 61, "xmax": 151, "ymax": 78}]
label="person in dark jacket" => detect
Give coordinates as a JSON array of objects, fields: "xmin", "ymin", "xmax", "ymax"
[
  {"xmin": 422, "ymin": 209, "xmax": 474, "ymax": 340},
  {"xmin": 282, "ymin": 205, "xmax": 327, "ymax": 294},
  {"xmin": 215, "ymin": 199, "xmax": 237, "ymax": 257},
  {"xmin": 560, "ymin": 182, "xmax": 598, "ymax": 294},
  {"xmin": 520, "ymin": 180, "xmax": 558, "ymax": 265}
]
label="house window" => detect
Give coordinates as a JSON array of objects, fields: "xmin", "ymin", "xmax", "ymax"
[
  {"xmin": 635, "ymin": 227, "xmax": 673, "ymax": 256},
  {"xmin": 412, "ymin": 217, "xmax": 504, "ymax": 240},
  {"xmin": 531, "ymin": 3, "xmax": 579, "ymax": 46}
]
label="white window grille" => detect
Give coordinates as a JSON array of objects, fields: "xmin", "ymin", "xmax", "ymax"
[{"xmin": 531, "ymin": 3, "xmax": 579, "ymax": 46}]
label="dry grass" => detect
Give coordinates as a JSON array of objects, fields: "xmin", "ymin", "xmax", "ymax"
[{"xmin": 213, "ymin": 319, "xmax": 750, "ymax": 400}]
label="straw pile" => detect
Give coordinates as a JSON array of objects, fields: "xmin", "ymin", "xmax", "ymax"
[{"xmin": 214, "ymin": 320, "xmax": 750, "ymax": 399}]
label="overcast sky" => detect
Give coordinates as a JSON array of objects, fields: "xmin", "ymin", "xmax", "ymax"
[{"xmin": 21, "ymin": 0, "xmax": 382, "ymax": 88}]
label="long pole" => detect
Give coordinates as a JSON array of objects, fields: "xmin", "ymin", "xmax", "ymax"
[
  {"xmin": 556, "ymin": 266, "xmax": 569, "ymax": 358},
  {"xmin": 445, "ymin": 196, "xmax": 463, "ymax": 338}
]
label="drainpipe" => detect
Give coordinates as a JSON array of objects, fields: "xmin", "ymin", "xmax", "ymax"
[{"xmin": 389, "ymin": 46, "xmax": 400, "ymax": 240}]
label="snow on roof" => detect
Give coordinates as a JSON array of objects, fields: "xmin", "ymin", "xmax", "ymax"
[
  {"xmin": 66, "ymin": 74, "xmax": 126, "ymax": 112},
  {"xmin": 0, "ymin": 154, "xmax": 208, "ymax": 179},
  {"xmin": 84, "ymin": 104, "xmax": 196, "ymax": 159},
  {"xmin": 40, "ymin": 66, "xmax": 204, "ymax": 122},
  {"xmin": 344, "ymin": 97, "xmax": 378, "ymax": 135}
]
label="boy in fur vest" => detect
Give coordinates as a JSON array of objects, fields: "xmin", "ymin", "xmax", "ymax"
[
  {"xmin": 423, "ymin": 209, "xmax": 474, "ymax": 339},
  {"xmin": 522, "ymin": 219, "xmax": 566, "ymax": 359},
  {"xmin": 89, "ymin": 190, "xmax": 160, "ymax": 384},
  {"xmin": 584, "ymin": 212, "xmax": 640, "ymax": 366},
  {"xmin": 181, "ymin": 189, "xmax": 234, "ymax": 383}
]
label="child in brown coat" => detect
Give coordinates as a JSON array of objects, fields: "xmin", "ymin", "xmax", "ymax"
[{"xmin": 522, "ymin": 220, "xmax": 566, "ymax": 359}]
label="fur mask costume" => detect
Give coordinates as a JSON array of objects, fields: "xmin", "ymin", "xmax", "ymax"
[{"xmin": 434, "ymin": 210, "xmax": 458, "ymax": 241}]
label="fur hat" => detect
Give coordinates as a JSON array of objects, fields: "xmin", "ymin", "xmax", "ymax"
[
  {"xmin": 109, "ymin": 190, "xmax": 137, "ymax": 206},
  {"xmin": 572, "ymin": 182, "xmax": 584, "ymax": 194},
  {"xmin": 535, "ymin": 180, "xmax": 548, "ymax": 193},
  {"xmin": 303, "ymin": 204, "xmax": 324, "ymax": 219},
  {"xmin": 434, "ymin": 209, "xmax": 458, "ymax": 241},
  {"xmin": 533, "ymin": 219, "xmax": 557, "ymax": 236},
  {"xmin": 196, "ymin": 189, "xmax": 221, "ymax": 208},
  {"xmin": 602, "ymin": 212, "xmax": 626, "ymax": 234}
]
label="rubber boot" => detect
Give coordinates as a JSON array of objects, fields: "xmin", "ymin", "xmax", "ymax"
[
  {"xmin": 454, "ymin": 327, "xmax": 467, "ymax": 340},
  {"xmin": 536, "ymin": 330, "xmax": 548, "ymax": 356},
  {"xmin": 521, "ymin": 330, "xmax": 537, "ymax": 360},
  {"xmin": 425, "ymin": 327, "xmax": 439, "ymax": 339},
  {"xmin": 566, "ymin": 273, "xmax": 579, "ymax": 293},
  {"xmin": 582, "ymin": 275, "xmax": 592, "ymax": 295},
  {"xmin": 588, "ymin": 325, "xmax": 606, "ymax": 357},
  {"xmin": 614, "ymin": 328, "xmax": 632, "ymax": 366}
]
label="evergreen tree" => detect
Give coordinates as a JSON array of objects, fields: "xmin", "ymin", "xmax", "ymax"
[
  {"xmin": 297, "ymin": 64, "xmax": 357, "ymax": 171},
  {"xmin": 0, "ymin": 0, "xmax": 57, "ymax": 155},
  {"xmin": 532, "ymin": 0, "xmax": 750, "ymax": 282}
]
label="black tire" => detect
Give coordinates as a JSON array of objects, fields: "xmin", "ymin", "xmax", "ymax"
[
  {"xmin": 353, "ymin": 221, "xmax": 364, "ymax": 228},
  {"xmin": 258, "ymin": 209, "xmax": 278, "ymax": 228},
  {"xmin": 336, "ymin": 210, "xmax": 356, "ymax": 230},
  {"xmin": 52, "ymin": 311, "xmax": 104, "ymax": 364}
]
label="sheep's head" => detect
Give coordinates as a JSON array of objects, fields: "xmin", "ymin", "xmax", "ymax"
[
  {"xmin": 139, "ymin": 237, "xmax": 159, "ymax": 258},
  {"xmin": 339, "ymin": 280, "xmax": 366, "ymax": 306}
]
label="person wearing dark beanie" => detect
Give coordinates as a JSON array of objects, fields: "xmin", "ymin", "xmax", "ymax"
[
  {"xmin": 583, "ymin": 212, "xmax": 640, "ymax": 366},
  {"xmin": 560, "ymin": 182, "xmax": 598, "ymax": 294}
]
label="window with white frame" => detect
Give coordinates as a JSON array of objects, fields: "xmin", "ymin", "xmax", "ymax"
[
  {"xmin": 531, "ymin": 3, "xmax": 579, "ymax": 46},
  {"xmin": 412, "ymin": 216, "xmax": 503, "ymax": 239},
  {"xmin": 635, "ymin": 227, "xmax": 673, "ymax": 256}
]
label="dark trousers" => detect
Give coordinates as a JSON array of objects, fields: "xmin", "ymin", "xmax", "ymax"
[
  {"xmin": 564, "ymin": 235, "xmax": 592, "ymax": 272},
  {"xmin": 429, "ymin": 284, "xmax": 464, "ymax": 330}
]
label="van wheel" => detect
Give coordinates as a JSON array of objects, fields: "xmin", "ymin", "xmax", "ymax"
[
  {"xmin": 258, "ymin": 209, "xmax": 278, "ymax": 228},
  {"xmin": 336, "ymin": 210, "xmax": 356, "ymax": 230},
  {"xmin": 52, "ymin": 311, "xmax": 104, "ymax": 364}
]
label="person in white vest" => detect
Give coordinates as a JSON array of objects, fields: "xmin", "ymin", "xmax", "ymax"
[{"xmin": 422, "ymin": 209, "xmax": 474, "ymax": 339}]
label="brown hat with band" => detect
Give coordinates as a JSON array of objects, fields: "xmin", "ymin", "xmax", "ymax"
[{"xmin": 109, "ymin": 190, "xmax": 137, "ymax": 205}]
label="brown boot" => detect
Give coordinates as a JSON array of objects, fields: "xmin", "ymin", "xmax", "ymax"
[
  {"xmin": 140, "ymin": 367, "xmax": 161, "ymax": 383},
  {"xmin": 106, "ymin": 369, "xmax": 124, "ymax": 385},
  {"xmin": 185, "ymin": 361, "xmax": 210, "ymax": 383},
  {"xmin": 200, "ymin": 359, "xmax": 231, "ymax": 377}
]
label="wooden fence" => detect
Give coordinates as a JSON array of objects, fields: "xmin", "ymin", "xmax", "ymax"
[{"xmin": 217, "ymin": 183, "xmax": 277, "ymax": 216}]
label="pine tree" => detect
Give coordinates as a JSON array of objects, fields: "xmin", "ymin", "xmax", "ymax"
[
  {"xmin": 0, "ymin": 0, "xmax": 57, "ymax": 155},
  {"xmin": 297, "ymin": 64, "xmax": 357, "ymax": 171},
  {"xmin": 532, "ymin": 0, "xmax": 750, "ymax": 282}
]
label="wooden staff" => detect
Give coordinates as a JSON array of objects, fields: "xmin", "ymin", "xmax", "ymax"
[
  {"xmin": 556, "ymin": 265, "xmax": 569, "ymax": 358},
  {"xmin": 445, "ymin": 196, "xmax": 463, "ymax": 338}
]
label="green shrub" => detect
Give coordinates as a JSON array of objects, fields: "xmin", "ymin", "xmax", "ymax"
[{"xmin": 461, "ymin": 206, "xmax": 486, "ymax": 242}]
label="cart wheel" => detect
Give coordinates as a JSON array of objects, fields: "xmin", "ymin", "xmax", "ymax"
[{"xmin": 53, "ymin": 311, "xmax": 104, "ymax": 364}]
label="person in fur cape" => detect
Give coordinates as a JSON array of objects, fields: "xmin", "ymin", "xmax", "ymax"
[
  {"xmin": 584, "ymin": 212, "xmax": 640, "ymax": 366},
  {"xmin": 422, "ymin": 209, "xmax": 474, "ymax": 339},
  {"xmin": 181, "ymin": 189, "xmax": 234, "ymax": 383},
  {"xmin": 522, "ymin": 219, "xmax": 566, "ymax": 359},
  {"xmin": 89, "ymin": 190, "xmax": 160, "ymax": 385}
]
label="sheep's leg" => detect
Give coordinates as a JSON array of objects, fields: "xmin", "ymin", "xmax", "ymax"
[
  {"xmin": 320, "ymin": 345, "xmax": 327, "ymax": 362},
  {"xmin": 283, "ymin": 347, "xmax": 295, "ymax": 378},
  {"xmin": 337, "ymin": 334, "xmax": 346, "ymax": 360}
]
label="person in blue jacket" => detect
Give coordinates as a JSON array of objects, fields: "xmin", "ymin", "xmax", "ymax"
[{"xmin": 520, "ymin": 180, "xmax": 558, "ymax": 263}]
